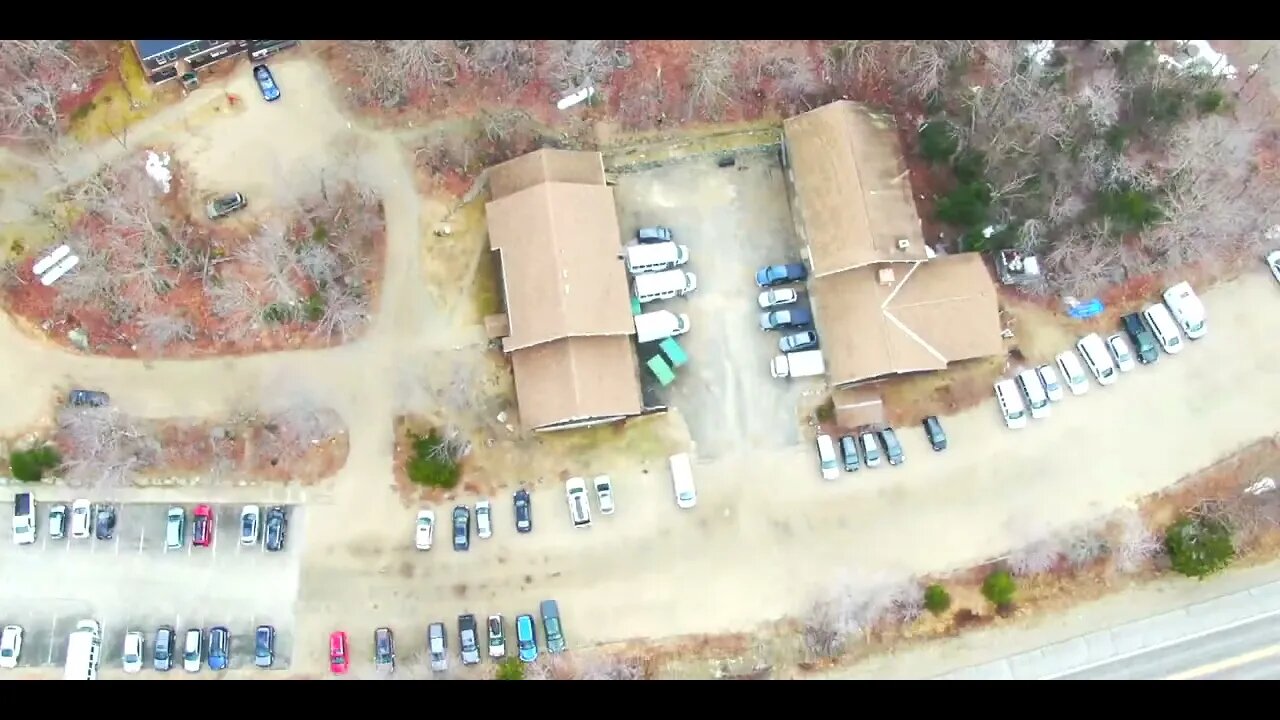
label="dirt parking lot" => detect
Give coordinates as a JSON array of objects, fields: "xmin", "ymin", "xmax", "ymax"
[
  {"xmin": 612, "ymin": 149, "xmax": 823, "ymax": 460},
  {"xmin": 0, "ymin": 502, "xmax": 302, "ymax": 674}
]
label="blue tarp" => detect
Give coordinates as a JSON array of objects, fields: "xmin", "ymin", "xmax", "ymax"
[{"xmin": 1067, "ymin": 299, "xmax": 1105, "ymax": 319}]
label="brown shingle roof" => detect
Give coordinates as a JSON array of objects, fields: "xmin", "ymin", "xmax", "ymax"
[
  {"xmin": 489, "ymin": 148, "xmax": 607, "ymax": 200},
  {"xmin": 783, "ymin": 101, "xmax": 930, "ymax": 276},
  {"xmin": 510, "ymin": 336, "xmax": 643, "ymax": 431},
  {"xmin": 811, "ymin": 254, "xmax": 1003, "ymax": 386}
]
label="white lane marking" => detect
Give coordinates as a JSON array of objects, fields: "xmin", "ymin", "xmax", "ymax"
[
  {"xmin": 138, "ymin": 527, "xmax": 145, "ymax": 554},
  {"xmin": 113, "ymin": 527, "xmax": 120, "ymax": 555},
  {"xmin": 46, "ymin": 613, "xmax": 57, "ymax": 664},
  {"xmin": 1164, "ymin": 642, "xmax": 1280, "ymax": 680}
]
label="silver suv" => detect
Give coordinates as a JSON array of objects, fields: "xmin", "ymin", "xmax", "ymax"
[
  {"xmin": 428, "ymin": 622, "xmax": 447, "ymax": 672},
  {"xmin": 458, "ymin": 614, "xmax": 480, "ymax": 665}
]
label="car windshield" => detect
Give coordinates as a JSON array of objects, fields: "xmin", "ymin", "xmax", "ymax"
[
  {"xmin": 1189, "ymin": 320, "xmax": 1204, "ymax": 332},
  {"xmin": 1009, "ymin": 409, "xmax": 1025, "ymax": 420},
  {"xmin": 418, "ymin": 517, "xmax": 431, "ymax": 528},
  {"xmin": 0, "ymin": 648, "xmax": 11, "ymax": 658},
  {"xmin": 679, "ymin": 491, "xmax": 694, "ymax": 501},
  {"xmin": 242, "ymin": 516, "xmax": 254, "ymax": 532},
  {"xmin": 546, "ymin": 618, "xmax": 561, "ymax": 638}
]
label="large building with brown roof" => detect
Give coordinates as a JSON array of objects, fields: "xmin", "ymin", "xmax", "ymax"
[
  {"xmin": 485, "ymin": 148, "xmax": 645, "ymax": 432},
  {"xmin": 782, "ymin": 101, "xmax": 1003, "ymax": 387}
]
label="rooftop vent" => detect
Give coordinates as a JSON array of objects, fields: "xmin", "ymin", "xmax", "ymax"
[
  {"xmin": 878, "ymin": 268, "xmax": 896, "ymax": 286},
  {"xmin": 897, "ymin": 238, "xmax": 911, "ymax": 250}
]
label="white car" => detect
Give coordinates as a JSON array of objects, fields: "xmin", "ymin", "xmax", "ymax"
[
  {"xmin": 816, "ymin": 433, "xmax": 840, "ymax": 481},
  {"xmin": 593, "ymin": 476, "xmax": 615, "ymax": 515},
  {"xmin": 415, "ymin": 509, "xmax": 435, "ymax": 550},
  {"xmin": 566, "ymin": 477, "xmax": 592, "ymax": 528},
  {"xmin": 475, "ymin": 500, "xmax": 493, "ymax": 539},
  {"xmin": 859, "ymin": 432, "xmax": 882, "ymax": 468},
  {"xmin": 1055, "ymin": 350, "xmax": 1089, "ymax": 396},
  {"xmin": 0, "ymin": 625, "xmax": 22, "ymax": 669},
  {"xmin": 1036, "ymin": 364, "xmax": 1065, "ymax": 402},
  {"xmin": 757, "ymin": 288, "xmax": 799, "ymax": 309},
  {"xmin": 239, "ymin": 505, "xmax": 260, "ymax": 546},
  {"xmin": 49, "ymin": 504, "xmax": 67, "ymax": 539},
  {"xmin": 1107, "ymin": 334, "xmax": 1136, "ymax": 372},
  {"xmin": 1268, "ymin": 250, "xmax": 1280, "ymax": 285},
  {"xmin": 70, "ymin": 499, "xmax": 92, "ymax": 539},
  {"xmin": 1162, "ymin": 281, "xmax": 1207, "ymax": 339},
  {"xmin": 122, "ymin": 631, "xmax": 143, "ymax": 673},
  {"xmin": 183, "ymin": 628, "xmax": 202, "ymax": 673}
]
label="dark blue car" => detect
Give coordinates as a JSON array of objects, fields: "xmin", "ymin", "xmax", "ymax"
[
  {"xmin": 208, "ymin": 627, "xmax": 230, "ymax": 670},
  {"xmin": 253, "ymin": 64, "xmax": 281, "ymax": 102},
  {"xmin": 755, "ymin": 262, "xmax": 808, "ymax": 287}
]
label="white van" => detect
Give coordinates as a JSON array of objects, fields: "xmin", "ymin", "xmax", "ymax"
[
  {"xmin": 1015, "ymin": 369, "xmax": 1050, "ymax": 419},
  {"xmin": 12, "ymin": 492, "xmax": 36, "ymax": 545},
  {"xmin": 624, "ymin": 242, "xmax": 690, "ymax": 275},
  {"xmin": 994, "ymin": 379, "xmax": 1028, "ymax": 429},
  {"xmin": 669, "ymin": 453, "xmax": 697, "ymax": 509},
  {"xmin": 633, "ymin": 310, "xmax": 690, "ymax": 343},
  {"xmin": 1055, "ymin": 350, "xmax": 1089, "ymax": 396},
  {"xmin": 564, "ymin": 478, "xmax": 592, "ymax": 528},
  {"xmin": 634, "ymin": 270, "xmax": 697, "ymax": 304},
  {"xmin": 1076, "ymin": 333, "xmax": 1117, "ymax": 386},
  {"xmin": 1142, "ymin": 303, "xmax": 1184, "ymax": 354},
  {"xmin": 815, "ymin": 434, "xmax": 839, "ymax": 481},
  {"xmin": 63, "ymin": 620, "xmax": 101, "ymax": 681},
  {"xmin": 1162, "ymin": 281, "xmax": 1206, "ymax": 340}
]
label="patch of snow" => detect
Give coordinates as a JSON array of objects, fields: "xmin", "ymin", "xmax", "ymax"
[
  {"xmin": 145, "ymin": 151, "xmax": 172, "ymax": 194},
  {"xmin": 1024, "ymin": 40, "xmax": 1056, "ymax": 65},
  {"xmin": 1158, "ymin": 40, "xmax": 1237, "ymax": 80}
]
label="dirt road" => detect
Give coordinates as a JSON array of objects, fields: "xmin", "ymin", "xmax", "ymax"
[{"xmin": 3, "ymin": 51, "xmax": 1279, "ymax": 678}]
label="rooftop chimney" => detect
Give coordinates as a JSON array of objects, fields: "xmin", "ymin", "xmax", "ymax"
[{"xmin": 878, "ymin": 267, "xmax": 895, "ymax": 286}]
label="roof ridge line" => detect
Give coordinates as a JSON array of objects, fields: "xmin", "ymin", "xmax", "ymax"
[
  {"xmin": 879, "ymin": 261, "xmax": 923, "ymax": 310},
  {"xmin": 882, "ymin": 306, "xmax": 947, "ymax": 365}
]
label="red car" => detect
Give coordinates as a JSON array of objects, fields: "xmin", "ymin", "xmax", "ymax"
[
  {"xmin": 329, "ymin": 631, "xmax": 349, "ymax": 674},
  {"xmin": 192, "ymin": 504, "xmax": 214, "ymax": 547}
]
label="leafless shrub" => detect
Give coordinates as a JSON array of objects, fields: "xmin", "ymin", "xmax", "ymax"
[
  {"xmin": 1042, "ymin": 224, "xmax": 1123, "ymax": 298},
  {"xmin": 138, "ymin": 311, "xmax": 195, "ymax": 350},
  {"xmin": 256, "ymin": 404, "xmax": 346, "ymax": 465},
  {"xmin": 203, "ymin": 278, "xmax": 263, "ymax": 341},
  {"xmin": 1007, "ymin": 538, "xmax": 1062, "ymax": 576},
  {"xmin": 687, "ymin": 41, "xmax": 740, "ymax": 120},
  {"xmin": 544, "ymin": 40, "xmax": 626, "ymax": 93},
  {"xmin": 55, "ymin": 406, "xmax": 160, "ymax": 488},
  {"xmin": 297, "ymin": 242, "xmax": 341, "ymax": 287},
  {"xmin": 467, "ymin": 40, "xmax": 536, "ymax": 88},
  {"xmin": 578, "ymin": 654, "xmax": 647, "ymax": 680},
  {"xmin": 802, "ymin": 570, "xmax": 923, "ymax": 660},
  {"xmin": 1079, "ymin": 67, "xmax": 1123, "ymax": 128},
  {"xmin": 313, "ymin": 284, "xmax": 370, "ymax": 343},
  {"xmin": 897, "ymin": 40, "xmax": 979, "ymax": 101},
  {"xmin": 1063, "ymin": 526, "xmax": 1110, "ymax": 568},
  {"xmin": 1109, "ymin": 508, "xmax": 1163, "ymax": 573},
  {"xmin": 237, "ymin": 224, "xmax": 302, "ymax": 306},
  {"xmin": 525, "ymin": 655, "xmax": 577, "ymax": 680},
  {"xmin": 0, "ymin": 40, "xmax": 99, "ymax": 145}
]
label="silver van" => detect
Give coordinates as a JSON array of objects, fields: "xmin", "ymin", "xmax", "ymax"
[
  {"xmin": 165, "ymin": 507, "xmax": 185, "ymax": 550},
  {"xmin": 634, "ymin": 269, "xmax": 698, "ymax": 304}
]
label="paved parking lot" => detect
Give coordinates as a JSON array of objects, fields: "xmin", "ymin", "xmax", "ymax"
[
  {"xmin": 0, "ymin": 502, "xmax": 302, "ymax": 672},
  {"xmin": 614, "ymin": 149, "xmax": 821, "ymax": 460}
]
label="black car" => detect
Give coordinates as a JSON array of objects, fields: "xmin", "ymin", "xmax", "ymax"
[
  {"xmin": 923, "ymin": 415, "xmax": 948, "ymax": 451},
  {"xmin": 68, "ymin": 389, "xmax": 109, "ymax": 407},
  {"xmin": 755, "ymin": 262, "xmax": 808, "ymax": 287},
  {"xmin": 254, "ymin": 625, "xmax": 275, "ymax": 668},
  {"xmin": 94, "ymin": 505, "xmax": 117, "ymax": 540},
  {"xmin": 264, "ymin": 506, "xmax": 287, "ymax": 552},
  {"xmin": 154, "ymin": 626, "xmax": 175, "ymax": 672},
  {"xmin": 879, "ymin": 427, "xmax": 904, "ymax": 466},
  {"xmin": 374, "ymin": 627, "xmax": 395, "ymax": 672},
  {"xmin": 760, "ymin": 308, "xmax": 813, "ymax": 331},
  {"xmin": 1122, "ymin": 313, "xmax": 1159, "ymax": 364},
  {"xmin": 453, "ymin": 505, "xmax": 471, "ymax": 551},
  {"xmin": 839, "ymin": 435, "xmax": 860, "ymax": 472},
  {"xmin": 513, "ymin": 489, "xmax": 532, "ymax": 533},
  {"xmin": 778, "ymin": 330, "xmax": 819, "ymax": 353}
]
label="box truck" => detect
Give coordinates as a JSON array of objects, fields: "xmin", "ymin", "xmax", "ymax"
[
  {"xmin": 634, "ymin": 310, "xmax": 691, "ymax": 343},
  {"xmin": 634, "ymin": 270, "xmax": 697, "ymax": 304},
  {"xmin": 770, "ymin": 350, "xmax": 825, "ymax": 379}
]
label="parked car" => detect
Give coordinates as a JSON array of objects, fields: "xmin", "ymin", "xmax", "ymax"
[
  {"xmin": 264, "ymin": 506, "xmax": 287, "ymax": 552},
  {"xmin": 815, "ymin": 433, "xmax": 840, "ymax": 481},
  {"xmin": 475, "ymin": 500, "xmax": 493, "ymax": 539},
  {"xmin": 192, "ymin": 504, "xmax": 213, "ymax": 547},
  {"xmin": 48, "ymin": 504, "xmax": 67, "ymax": 540},
  {"xmin": 428, "ymin": 623, "xmax": 448, "ymax": 672},
  {"xmin": 565, "ymin": 477, "xmax": 592, "ymax": 528},
  {"xmin": 757, "ymin": 287, "xmax": 799, "ymax": 309},
  {"xmin": 458, "ymin": 614, "xmax": 481, "ymax": 666},
  {"xmin": 1268, "ymin": 250, "xmax": 1280, "ymax": 285},
  {"xmin": 515, "ymin": 614, "xmax": 538, "ymax": 663},
  {"xmin": 122, "ymin": 631, "xmax": 144, "ymax": 673},
  {"xmin": 779, "ymin": 330, "xmax": 819, "ymax": 353},
  {"xmin": 513, "ymin": 489, "xmax": 532, "ymax": 533},
  {"xmin": 487, "ymin": 615, "xmax": 506, "ymax": 659},
  {"xmin": 1162, "ymin": 281, "xmax": 1207, "ymax": 339},
  {"xmin": 154, "ymin": 626, "xmax": 174, "ymax": 672},
  {"xmin": 756, "ymin": 262, "xmax": 808, "ymax": 287},
  {"xmin": 415, "ymin": 509, "xmax": 435, "ymax": 550},
  {"xmin": 839, "ymin": 435, "xmax": 861, "ymax": 472},
  {"xmin": 637, "ymin": 226, "xmax": 673, "ymax": 244},
  {"xmin": 12, "ymin": 492, "xmax": 34, "ymax": 545},
  {"xmin": 1016, "ymin": 368, "xmax": 1051, "ymax": 419},
  {"xmin": 1036, "ymin": 364, "xmax": 1065, "ymax": 403},
  {"xmin": 253, "ymin": 64, "xmax": 281, "ymax": 102},
  {"xmin": 0, "ymin": 625, "xmax": 22, "ymax": 669},
  {"xmin": 453, "ymin": 506, "xmax": 471, "ymax": 551},
  {"xmin": 879, "ymin": 427, "xmax": 904, "ymax": 466},
  {"xmin": 329, "ymin": 631, "xmax": 349, "ymax": 675},
  {"xmin": 374, "ymin": 627, "xmax": 395, "ymax": 673},
  {"xmin": 205, "ymin": 192, "xmax": 246, "ymax": 220},
  {"xmin": 594, "ymin": 475, "xmax": 615, "ymax": 515},
  {"xmin": 240, "ymin": 505, "xmax": 260, "ymax": 546},
  {"xmin": 541, "ymin": 600, "xmax": 566, "ymax": 654},
  {"xmin": 165, "ymin": 506, "xmax": 185, "ymax": 550},
  {"xmin": 207, "ymin": 627, "xmax": 229, "ymax": 671},
  {"xmin": 94, "ymin": 505, "xmax": 116, "ymax": 540},
  {"xmin": 67, "ymin": 389, "xmax": 109, "ymax": 407},
  {"xmin": 255, "ymin": 625, "xmax": 275, "ymax": 669},
  {"xmin": 1106, "ymin": 333, "xmax": 1136, "ymax": 372},
  {"xmin": 922, "ymin": 416, "xmax": 947, "ymax": 451},
  {"xmin": 859, "ymin": 432, "xmax": 881, "ymax": 467},
  {"xmin": 70, "ymin": 499, "xmax": 91, "ymax": 539},
  {"xmin": 1055, "ymin": 350, "xmax": 1090, "ymax": 396},
  {"xmin": 183, "ymin": 628, "xmax": 202, "ymax": 673},
  {"xmin": 760, "ymin": 308, "xmax": 813, "ymax": 331},
  {"xmin": 1122, "ymin": 313, "xmax": 1159, "ymax": 364}
]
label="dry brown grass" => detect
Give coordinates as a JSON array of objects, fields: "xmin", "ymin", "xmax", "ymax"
[{"xmin": 881, "ymin": 355, "xmax": 1008, "ymax": 426}]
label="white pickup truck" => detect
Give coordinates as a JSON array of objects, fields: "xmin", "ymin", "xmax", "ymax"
[{"xmin": 770, "ymin": 350, "xmax": 825, "ymax": 378}]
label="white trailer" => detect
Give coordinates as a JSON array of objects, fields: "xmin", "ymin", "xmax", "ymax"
[
  {"xmin": 32, "ymin": 244, "xmax": 72, "ymax": 276},
  {"xmin": 40, "ymin": 254, "xmax": 79, "ymax": 286},
  {"xmin": 634, "ymin": 270, "xmax": 697, "ymax": 304},
  {"xmin": 770, "ymin": 350, "xmax": 825, "ymax": 379},
  {"xmin": 63, "ymin": 619, "xmax": 102, "ymax": 680},
  {"xmin": 624, "ymin": 242, "xmax": 690, "ymax": 275},
  {"xmin": 634, "ymin": 310, "xmax": 691, "ymax": 343}
]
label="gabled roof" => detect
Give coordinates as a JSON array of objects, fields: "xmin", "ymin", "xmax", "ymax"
[
  {"xmin": 489, "ymin": 148, "xmax": 607, "ymax": 200},
  {"xmin": 510, "ymin": 336, "xmax": 643, "ymax": 431},
  {"xmin": 783, "ymin": 101, "xmax": 930, "ymax": 276}
]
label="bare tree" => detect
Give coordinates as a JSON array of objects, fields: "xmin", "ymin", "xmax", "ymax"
[
  {"xmin": 577, "ymin": 654, "xmax": 647, "ymax": 681},
  {"xmin": 313, "ymin": 284, "xmax": 370, "ymax": 342},
  {"xmin": 1109, "ymin": 508, "xmax": 1162, "ymax": 573},
  {"xmin": 466, "ymin": 40, "xmax": 536, "ymax": 88},
  {"xmin": 138, "ymin": 311, "xmax": 195, "ymax": 350},
  {"xmin": 1078, "ymin": 67, "xmax": 1123, "ymax": 128},
  {"xmin": 543, "ymin": 40, "xmax": 626, "ymax": 93},
  {"xmin": 203, "ymin": 277, "xmax": 264, "ymax": 341},
  {"xmin": 296, "ymin": 242, "xmax": 341, "ymax": 288},
  {"xmin": 256, "ymin": 404, "xmax": 346, "ymax": 466},
  {"xmin": 802, "ymin": 570, "xmax": 923, "ymax": 660},
  {"xmin": 687, "ymin": 41, "xmax": 740, "ymax": 120},
  {"xmin": 0, "ymin": 40, "xmax": 99, "ymax": 145},
  {"xmin": 55, "ymin": 406, "xmax": 161, "ymax": 488},
  {"xmin": 237, "ymin": 224, "xmax": 302, "ymax": 306},
  {"xmin": 1007, "ymin": 538, "xmax": 1062, "ymax": 576}
]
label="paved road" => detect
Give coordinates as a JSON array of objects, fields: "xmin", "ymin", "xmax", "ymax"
[{"xmin": 1059, "ymin": 612, "xmax": 1280, "ymax": 680}]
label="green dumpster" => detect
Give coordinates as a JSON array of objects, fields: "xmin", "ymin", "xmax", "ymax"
[
  {"xmin": 631, "ymin": 296, "xmax": 642, "ymax": 316},
  {"xmin": 659, "ymin": 337, "xmax": 688, "ymax": 368},
  {"xmin": 646, "ymin": 355, "xmax": 676, "ymax": 386}
]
